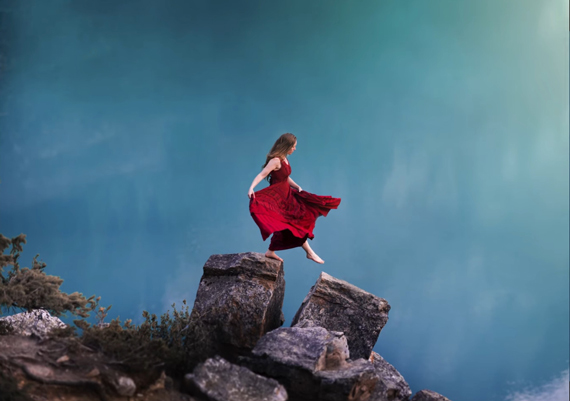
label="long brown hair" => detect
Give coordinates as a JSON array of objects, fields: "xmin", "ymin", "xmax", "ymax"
[{"xmin": 262, "ymin": 133, "xmax": 297, "ymax": 182}]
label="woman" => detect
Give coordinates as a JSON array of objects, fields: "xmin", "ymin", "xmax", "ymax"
[{"xmin": 248, "ymin": 133, "xmax": 341, "ymax": 264}]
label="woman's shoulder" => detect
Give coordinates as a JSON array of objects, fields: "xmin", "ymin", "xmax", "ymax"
[{"xmin": 269, "ymin": 157, "xmax": 282, "ymax": 167}]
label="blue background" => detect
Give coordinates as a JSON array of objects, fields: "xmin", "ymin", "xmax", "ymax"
[{"xmin": 1, "ymin": 1, "xmax": 568, "ymax": 400}]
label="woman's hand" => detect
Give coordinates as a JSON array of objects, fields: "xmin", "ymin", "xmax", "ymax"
[
  {"xmin": 248, "ymin": 158, "xmax": 281, "ymax": 200},
  {"xmin": 288, "ymin": 176, "xmax": 302, "ymax": 192}
]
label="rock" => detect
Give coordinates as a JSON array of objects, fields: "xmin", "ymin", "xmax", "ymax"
[
  {"xmin": 148, "ymin": 370, "xmax": 167, "ymax": 392},
  {"xmin": 314, "ymin": 355, "xmax": 412, "ymax": 401},
  {"xmin": 189, "ymin": 252, "xmax": 285, "ymax": 361},
  {"xmin": 248, "ymin": 326, "xmax": 349, "ymax": 372},
  {"xmin": 242, "ymin": 326, "xmax": 377, "ymax": 400},
  {"xmin": 291, "ymin": 272, "xmax": 390, "ymax": 360},
  {"xmin": 185, "ymin": 356, "xmax": 288, "ymax": 401},
  {"xmin": 317, "ymin": 354, "xmax": 412, "ymax": 401},
  {"xmin": 0, "ymin": 309, "xmax": 66, "ymax": 338},
  {"xmin": 112, "ymin": 376, "xmax": 137, "ymax": 397},
  {"xmin": 0, "ymin": 333, "xmax": 195, "ymax": 401},
  {"xmin": 369, "ymin": 352, "xmax": 412, "ymax": 401},
  {"xmin": 316, "ymin": 358, "xmax": 379, "ymax": 401},
  {"xmin": 411, "ymin": 389, "xmax": 452, "ymax": 401},
  {"xmin": 243, "ymin": 326, "xmax": 412, "ymax": 401},
  {"xmin": 86, "ymin": 368, "xmax": 100, "ymax": 378},
  {"xmin": 323, "ymin": 334, "xmax": 350, "ymax": 370}
]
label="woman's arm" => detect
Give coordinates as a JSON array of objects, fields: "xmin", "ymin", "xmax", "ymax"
[
  {"xmin": 248, "ymin": 158, "xmax": 281, "ymax": 199},
  {"xmin": 288, "ymin": 177, "xmax": 302, "ymax": 192}
]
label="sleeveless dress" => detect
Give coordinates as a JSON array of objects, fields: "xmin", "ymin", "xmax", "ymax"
[{"xmin": 249, "ymin": 158, "xmax": 341, "ymax": 251}]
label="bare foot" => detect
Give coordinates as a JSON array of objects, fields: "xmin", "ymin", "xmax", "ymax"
[
  {"xmin": 306, "ymin": 252, "xmax": 324, "ymax": 264},
  {"xmin": 265, "ymin": 250, "xmax": 283, "ymax": 262}
]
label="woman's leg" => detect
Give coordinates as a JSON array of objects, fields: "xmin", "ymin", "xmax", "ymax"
[
  {"xmin": 265, "ymin": 249, "xmax": 283, "ymax": 262},
  {"xmin": 302, "ymin": 240, "xmax": 324, "ymax": 264},
  {"xmin": 265, "ymin": 231, "xmax": 322, "ymax": 263},
  {"xmin": 266, "ymin": 232, "xmax": 285, "ymax": 262}
]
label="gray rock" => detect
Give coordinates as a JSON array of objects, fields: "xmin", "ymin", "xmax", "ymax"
[
  {"xmin": 241, "ymin": 326, "xmax": 345, "ymax": 399},
  {"xmin": 185, "ymin": 356, "xmax": 288, "ymax": 401},
  {"xmin": 316, "ymin": 353, "xmax": 414, "ymax": 401},
  {"xmin": 251, "ymin": 326, "xmax": 349, "ymax": 372},
  {"xmin": 369, "ymin": 352, "xmax": 412, "ymax": 401},
  {"xmin": 243, "ymin": 326, "xmax": 392, "ymax": 401},
  {"xmin": 316, "ymin": 358, "xmax": 379, "ymax": 401},
  {"xmin": 411, "ymin": 389, "xmax": 451, "ymax": 401},
  {"xmin": 243, "ymin": 326, "xmax": 413, "ymax": 401},
  {"xmin": 292, "ymin": 272, "xmax": 391, "ymax": 360},
  {"xmin": 0, "ymin": 309, "xmax": 66, "ymax": 338},
  {"xmin": 114, "ymin": 376, "xmax": 137, "ymax": 397},
  {"xmin": 317, "ymin": 352, "xmax": 413, "ymax": 401},
  {"xmin": 101, "ymin": 371, "xmax": 137, "ymax": 397},
  {"xmin": 189, "ymin": 252, "xmax": 286, "ymax": 361}
]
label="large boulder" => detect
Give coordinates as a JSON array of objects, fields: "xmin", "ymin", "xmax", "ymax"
[
  {"xmin": 0, "ymin": 309, "xmax": 66, "ymax": 338},
  {"xmin": 316, "ymin": 352, "xmax": 412, "ymax": 401},
  {"xmin": 188, "ymin": 252, "xmax": 286, "ymax": 362},
  {"xmin": 242, "ymin": 326, "xmax": 407, "ymax": 401},
  {"xmin": 369, "ymin": 352, "xmax": 412, "ymax": 401},
  {"xmin": 411, "ymin": 389, "xmax": 452, "ymax": 401},
  {"xmin": 316, "ymin": 358, "xmax": 379, "ymax": 401},
  {"xmin": 291, "ymin": 272, "xmax": 391, "ymax": 360},
  {"xmin": 241, "ymin": 326, "xmax": 350, "ymax": 400},
  {"xmin": 248, "ymin": 326, "xmax": 350, "ymax": 371},
  {"xmin": 185, "ymin": 356, "xmax": 288, "ymax": 401}
]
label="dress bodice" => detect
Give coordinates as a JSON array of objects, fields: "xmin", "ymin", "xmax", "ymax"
[{"xmin": 269, "ymin": 159, "xmax": 290, "ymax": 185}]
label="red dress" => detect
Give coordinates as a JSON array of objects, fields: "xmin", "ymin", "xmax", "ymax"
[{"xmin": 249, "ymin": 159, "xmax": 341, "ymax": 251}]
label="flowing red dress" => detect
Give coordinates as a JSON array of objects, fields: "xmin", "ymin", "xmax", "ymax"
[{"xmin": 249, "ymin": 159, "xmax": 341, "ymax": 251}]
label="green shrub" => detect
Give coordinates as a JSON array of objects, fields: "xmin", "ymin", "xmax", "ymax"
[
  {"xmin": 1, "ymin": 232, "xmax": 212, "ymax": 379},
  {"xmin": 74, "ymin": 300, "xmax": 212, "ymax": 376},
  {"xmin": 0, "ymin": 233, "xmax": 99, "ymax": 318}
]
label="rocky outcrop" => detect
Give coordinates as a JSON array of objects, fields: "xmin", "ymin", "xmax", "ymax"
[
  {"xmin": 0, "ymin": 334, "xmax": 191, "ymax": 401},
  {"xmin": 185, "ymin": 356, "xmax": 288, "ymax": 401},
  {"xmin": 188, "ymin": 252, "xmax": 286, "ymax": 361},
  {"xmin": 0, "ymin": 253, "xmax": 453, "ymax": 401},
  {"xmin": 242, "ymin": 325, "xmax": 411, "ymax": 401},
  {"xmin": 292, "ymin": 272, "xmax": 391, "ymax": 360},
  {"xmin": 0, "ymin": 309, "xmax": 66, "ymax": 337},
  {"xmin": 411, "ymin": 389, "xmax": 452, "ymax": 401}
]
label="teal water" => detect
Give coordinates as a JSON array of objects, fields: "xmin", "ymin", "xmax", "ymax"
[{"xmin": 1, "ymin": 1, "xmax": 568, "ymax": 400}]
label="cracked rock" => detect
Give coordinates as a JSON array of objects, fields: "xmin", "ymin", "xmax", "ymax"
[
  {"xmin": 188, "ymin": 252, "xmax": 286, "ymax": 362},
  {"xmin": 292, "ymin": 272, "xmax": 390, "ymax": 360},
  {"xmin": 185, "ymin": 356, "xmax": 287, "ymax": 401}
]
